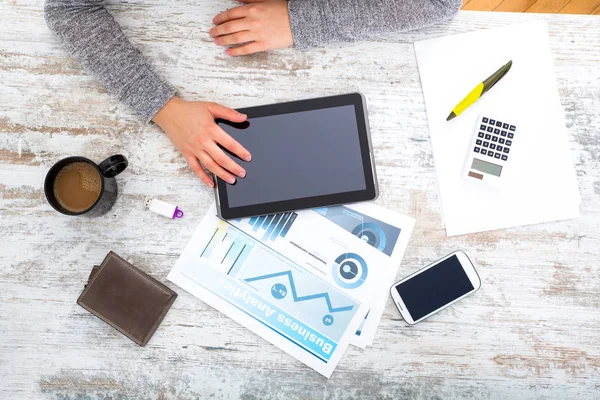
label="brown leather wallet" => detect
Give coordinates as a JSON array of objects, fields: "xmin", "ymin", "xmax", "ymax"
[{"xmin": 77, "ymin": 252, "xmax": 177, "ymax": 346}]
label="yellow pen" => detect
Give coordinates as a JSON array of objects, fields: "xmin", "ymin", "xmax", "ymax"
[{"xmin": 446, "ymin": 60, "xmax": 513, "ymax": 121}]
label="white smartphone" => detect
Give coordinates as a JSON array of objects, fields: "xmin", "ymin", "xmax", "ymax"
[{"xmin": 390, "ymin": 251, "xmax": 481, "ymax": 325}]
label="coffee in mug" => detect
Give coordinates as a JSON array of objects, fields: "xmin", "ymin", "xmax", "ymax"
[
  {"xmin": 44, "ymin": 155, "xmax": 128, "ymax": 217},
  {"xmin": 53, "ymin": 162, "xmax": 103, "ymax": 213}
]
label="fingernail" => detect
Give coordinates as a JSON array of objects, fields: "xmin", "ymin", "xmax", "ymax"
[
  {"xmin": 225, "ymin": 49, "xmax": 232, "ymax": 56},
  {"xmin": 244, "ymin": 155, "xmax": 252, "ymax": 162},
  {"xmin": 238, "ymin": 170, "xmax": 246, "ymax": 178},
  {"xmin": 213, "ymin": 38, "xmax": 220, "ymax": 45},
  {"xmin": 238, "ymin": 113, "xmax": 246, "ymax": 118},
  {"xmin": 209, "ymin": 29, "xmax": 214, "ymax": 37},
  {"xmin": 227, "ymin": 176, "xmax": 236, "ymax": 184}
]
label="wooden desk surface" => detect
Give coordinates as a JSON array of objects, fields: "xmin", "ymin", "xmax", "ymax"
[{"xmin": 1, "ymin": 2, "xmax": 599, "ymax": 398}]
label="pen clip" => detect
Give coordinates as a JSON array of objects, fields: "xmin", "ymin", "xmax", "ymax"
[{"xmin": 482, "ymin": 60, "xmax": 513, "ymax": 94}]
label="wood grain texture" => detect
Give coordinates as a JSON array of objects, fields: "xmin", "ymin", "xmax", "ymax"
[
  {"xmin": 494, "ymin": 0, "xmax": 537, "ymax": 12},
  {"xmin": 462, "ymin": 0, "xmax": 505, "ymax": 11},
  {"xmin": 558, "ymin": 0, "xmax": 600, "ymax": 13},
  {"xmin": 464, "ymin": 0, "xmax": 600, "ymax": 13},
  {"xmin": 526, "ymin": 0, "xmax": 571, "ymax": 13},
  {"xmin": 1, "ymin": 2, "xmax": 600, "ymax": 399}
]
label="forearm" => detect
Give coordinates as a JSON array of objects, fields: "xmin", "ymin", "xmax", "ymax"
[
  {"xmin": 44, "ymin": 0, "xmax": 176, "ymax": 122},
  {"xmin": 288, "ymin": 0, "xmax": 461, "ymax": 49}
]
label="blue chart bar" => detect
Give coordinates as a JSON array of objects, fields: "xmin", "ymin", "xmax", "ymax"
[
  {"xmin": 263, "ymin": 213, "xmax": 282, "ymax": 241},
  {"xmin": 253, "ymin": 215, "xmax": 266, "ymax": 232},
  {"xmin": 270, "ymin": 212, "xmax": 290, "ymax": 240},
  {"xmin": 261, "ymin": 215, "xmax": 274, "ymax": 228},
  {"xmin": 228, "ymin": 242, "xmax": 253, "ymax": 277},
  {"xmin": 280, "ymin": 212, "xmax": 297, "ymax": 238},
  {"xmin": 247, "ymin": 211, "xmax": 298, "ymax": 242}
]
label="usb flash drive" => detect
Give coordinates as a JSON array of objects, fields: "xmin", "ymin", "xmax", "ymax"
[{"xmin": 145, "ymin": 198, "xmax": 184, "ymax": 219}]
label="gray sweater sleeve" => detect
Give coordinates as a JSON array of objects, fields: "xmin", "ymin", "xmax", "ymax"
[
  {"xmin": 44, "ymin": 0, "xmax": 460, "ymax": 122},
  {"xmin": 44, "ymin": 0, "xmax": 176, "ymax": 122},
  {"xmin": 288, "ymin": 0, "xmax": 462, "ymax": 49}
]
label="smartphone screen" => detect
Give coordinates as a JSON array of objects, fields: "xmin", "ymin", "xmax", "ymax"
[{"xmin": 394, "ymin": 255, "xmax": 474, "ymax": 321}]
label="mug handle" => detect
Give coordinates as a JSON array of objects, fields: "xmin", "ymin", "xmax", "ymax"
[{"xmin": 98, "ymin": 155, "xmax": 128, "ymax": 178}]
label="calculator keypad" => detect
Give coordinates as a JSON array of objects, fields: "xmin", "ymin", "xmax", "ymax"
[{"xmin": 472, "ymin": 116, "xmax": 517, "ymax": 162}]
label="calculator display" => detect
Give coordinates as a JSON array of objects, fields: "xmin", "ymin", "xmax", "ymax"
[{"xmin": 471, "ymin": 158, "xmax": 502, "ymax": 177}]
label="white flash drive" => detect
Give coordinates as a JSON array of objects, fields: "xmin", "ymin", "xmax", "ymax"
[{"xmin": 145, "ymin": 198, "xmax": 184, "ymax": 219}]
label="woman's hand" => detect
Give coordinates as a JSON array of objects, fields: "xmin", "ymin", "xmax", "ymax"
[
  {"xmin": 210, "ymin": 0, "xmax": 293, "ymax": 56},
  {"xmin": 152, "ymin": 96, "xmax": 251, "ymax": 188}
]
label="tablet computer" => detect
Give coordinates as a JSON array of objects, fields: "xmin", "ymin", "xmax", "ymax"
[{"xmin": 215, "ymin": 93, "xmax": 378, "ymax": 219}]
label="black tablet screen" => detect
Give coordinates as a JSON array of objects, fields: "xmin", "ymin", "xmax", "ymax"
[{"xmin": 218, "ymin": 105, "xmax": 367, "ymax": 208}]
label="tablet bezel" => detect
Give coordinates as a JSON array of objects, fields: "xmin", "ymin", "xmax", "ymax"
[{"xmin": 215, "ymin": 93, "xmax": 378, "ymax": 220}]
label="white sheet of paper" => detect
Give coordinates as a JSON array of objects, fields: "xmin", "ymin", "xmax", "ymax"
[
  {"xmin": 414, "ymin": 21, "xmax": 580, "ymax": 236},
  {"xmin": 168, "ymin": 203, "xmax": 392, "ymax": 378}
]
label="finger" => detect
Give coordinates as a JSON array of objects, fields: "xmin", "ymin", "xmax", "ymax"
[
  {"xmin": 210, "ymin": 19, "xmax": 249, "ymax": 38},
  {"xmin": 213, "ymin": 6, "xmax": 246, "ymax": 25},
  {"xmin": 208, "ymin": 103, "xmax": 247, "ymax": 123},
  {"xmin": 206, "ymin": 142, "xmax": 247, "ymax": 178},
  {"xmin": 198, "ymin": 151, "xmax": 237, "ymax": 185},
  {"xmin": 226, "ymin": 42, "xmax": 265, "ymax": 56},
  {"xmin": 186, "ymin": 156, "xmax": 214, "ymax": 188},
  {"xmin": 214, "ymin": 31, "xmax": 254, "ymax": 47},
  {"xmin": 214, "ymin": 126, "xmax": 252, "ymax": 162},
  {"xmin": 237, "ymin": 0, "xmax": 264, "ymax": 3}
]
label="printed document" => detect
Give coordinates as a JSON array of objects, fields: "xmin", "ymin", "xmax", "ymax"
[{"xmin": 168, "ymin": 202, "xmax": 414, "ymax": 377}]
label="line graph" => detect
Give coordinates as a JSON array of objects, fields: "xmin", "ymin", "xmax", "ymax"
[{"xmin": 245, "ymin": 270, "xmax": 354, "ymax": 313}]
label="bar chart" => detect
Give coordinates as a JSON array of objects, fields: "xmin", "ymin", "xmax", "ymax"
[
  {"xmin": 247, "ymin": 211, "xmax": 298, "ymax": 243},
  {"xmin": 197, "ymin": 222, "xmax": 256, "ymax": 278}
]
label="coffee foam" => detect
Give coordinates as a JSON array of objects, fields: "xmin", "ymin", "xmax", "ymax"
[{"xmin": 62, "ymin": 162, "xmax": 101, "ymax": 193}]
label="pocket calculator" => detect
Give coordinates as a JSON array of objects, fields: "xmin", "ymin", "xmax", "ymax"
[{"xmin": 464, "ymin": 115, "xmax": 518, "ymax": 186}]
